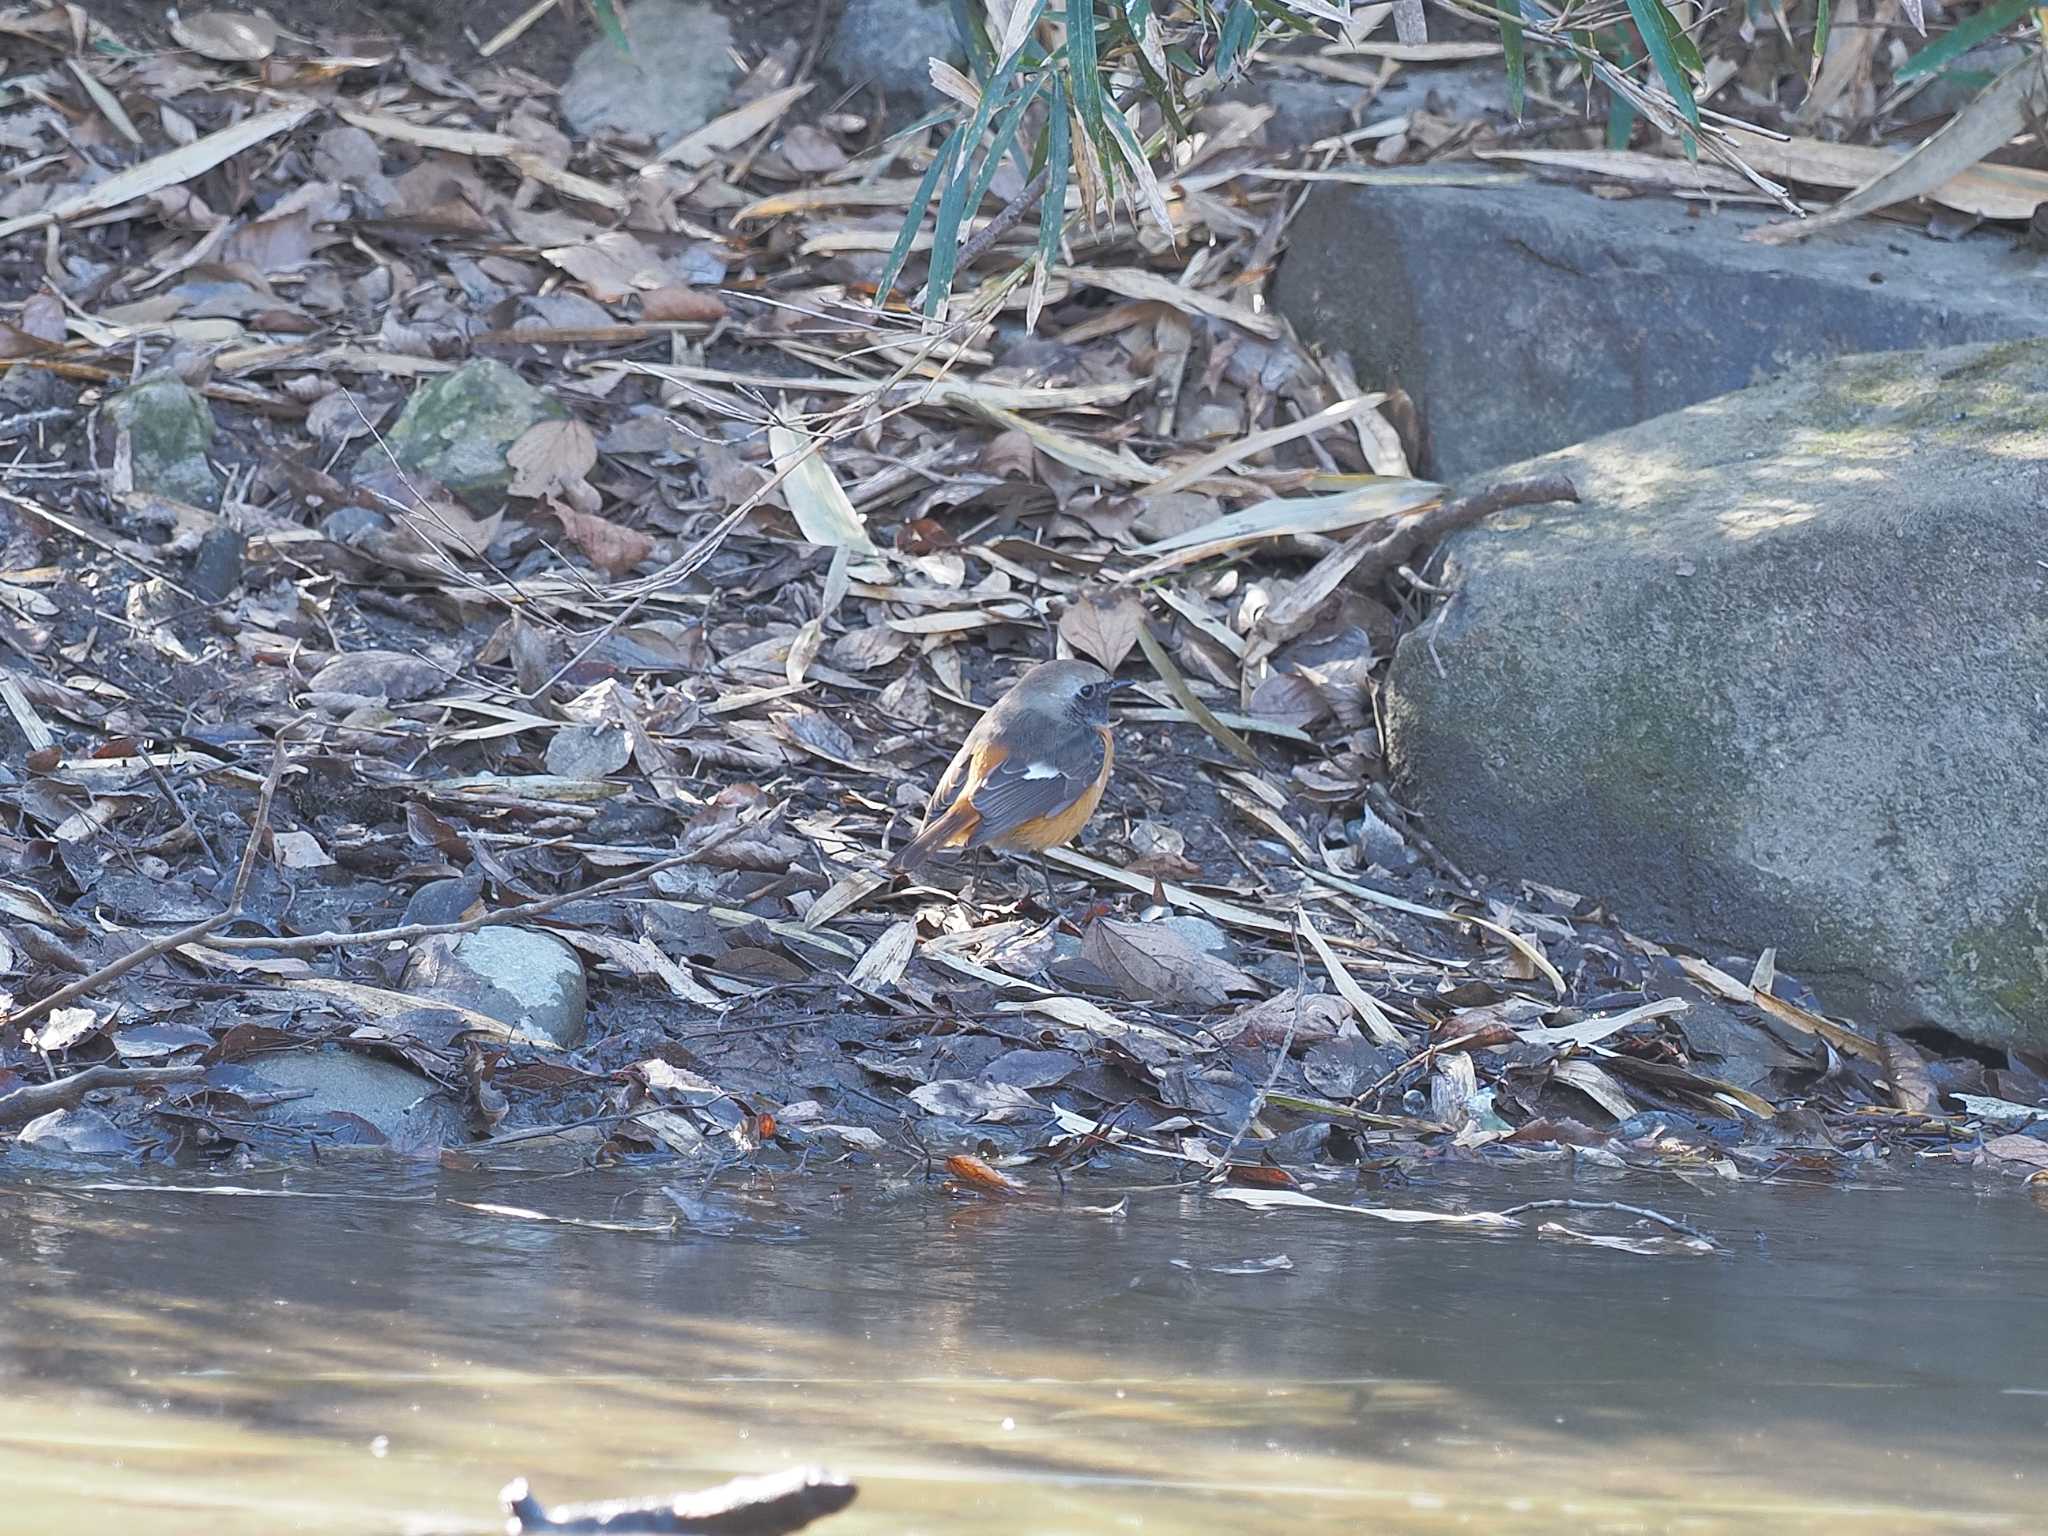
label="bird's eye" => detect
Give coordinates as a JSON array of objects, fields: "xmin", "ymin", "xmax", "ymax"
[{"xmin": 1079, "ymin": 682, "xmax": 1099, "ymax": 699}]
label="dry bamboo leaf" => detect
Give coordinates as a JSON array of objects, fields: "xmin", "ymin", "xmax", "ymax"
[
  {"xmin": 994, "ymin": 995, "xmax": 1201, "ymax": 1059},
  {"xmin": 1142, "ymin": 393, "xmax": 1388, "ymax": 501},
  {"xmin": 336, "ymin": 109, "xmax": 626, "ymax": 211},
  {"xmin": 1303, "ymin": 867, "xmax": 1567, "ymax": 996},
  {"xmin": 847, "ymin": 918, "xmax": 918, "ymax": 992},
  {"xmin": 646, "ymin": 82, "xmax": 812, "ymax": 169},
  {"xmin": 1213, "ymin": 1185, "xmax": 1520, "ymax": 1227},
  {"xmin": 1133, "ymin": 623, "xmax": 1260, "ymax": 768},
  {"xmin": 0, "ymin": 107, "xmax": 314, "ymax": 239},
  {"xmin": 1753, "ymin": 53, "xmax": 2048, "ymax": 242},
  {"xmin": 766, "ymin": 416, "xmax": 879, "ymax": 554},
  {"xmin": 1299, "ymin": 910, "xmax": 1405, "ymax": 1044},
  {"xmin": 1058, "ymin": 265, "xmax": 1283, "ymax": 338},
  {"xmin": 804, "ymin": 868, "xmax": 887, "ymax": 930},
  {"xmin": 1551, "ymin": 1058, "xmax": 1638, "ymax": 1120},
  {"xmin": 1121, "ymin": 481, "xmax": 1442, "ymax": 581},
  {"xmin": 956, "ymin": 399, "xmax": 1160, "ymax": 484}
]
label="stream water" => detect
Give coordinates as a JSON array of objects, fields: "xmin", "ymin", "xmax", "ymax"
[{"xmin": 0, "ymin": 1162, "xmax": 2039, "ymax": 1534}]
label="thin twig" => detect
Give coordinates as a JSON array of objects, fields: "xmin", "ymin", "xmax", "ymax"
[
  {"xmin": 0, "ymin": 1063, "xmax": 206, "ymax": 1126},
  {"xmin": 1358, "ymin": 472, "xmax": 1579, "ymax": 590},
  {"xmin": 952, "ymin": 164, "xmax": 1050, "ymax": 274},
  {"xmin": 203, "ymin": 807, "xmax": 769, "ymax": 952},
  {"xmin": 1209, "ymin": 907, "xmax": 1308, "ymax": 1178},
  {"xmin": 8, "ymin": 744, "xmax": 285, "ymax": 1031}
]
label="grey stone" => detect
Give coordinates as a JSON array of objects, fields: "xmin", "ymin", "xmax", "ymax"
[
  {"xmin": 1272, "ymin": 177, "xmax": 2048, "ymax": 479},
  {"xmin": 247, "ymin": 1046, "xmax": 467, "ymax": 1144},
  {"xmin": 1235, "ymin": 60, "xmax": 1513, "ymax": 148},
  {"xmin": 1382, "ymin": 339, "xmax": 2048, "ymax": 1052},
  {"xmin": 105, "ymin": 376, "xmax": 219, "ymax": 508},
  {"xmin": 825, "ymin": 0, "xmax": 964, "ymax": 109},
  {"xmin": 559, "ymin": 0, "xmax": 736, "ymax": 142},
  {"xmin": 403, "ymin": 926, "xmax": 588, "ymax": 1049},
  {"xmin": 356, "ymin": 359, "xmax": 567, "ymax": 506}
]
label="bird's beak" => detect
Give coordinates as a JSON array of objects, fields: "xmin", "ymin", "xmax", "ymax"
[{"xmin": 1108, "ymin": 678, "xmax": 1140, "ymax": 692}]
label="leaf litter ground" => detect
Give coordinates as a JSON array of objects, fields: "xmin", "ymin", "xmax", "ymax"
[{"xmin": 0, "ymin": 1, "xmax": 2043, "ymax": 1251}]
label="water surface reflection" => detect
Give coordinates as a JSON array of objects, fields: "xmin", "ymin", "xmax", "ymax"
[{"xmin": 0, "ymin": 1166, "xmax": 2038, "ymax": 1533}]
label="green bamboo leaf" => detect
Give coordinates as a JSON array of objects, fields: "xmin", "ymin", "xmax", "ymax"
[
  {"xmin": 1218, "ymin": 0, "xmax": 1257, "ymax": 78},
  {"xmin": 1502, "ymin": 0, "xmax": 1527, "ymax": 120},
  {"xmin": 1068, "ymin": 0, "xmax": 1105, "ymax": 149},
  {"xmin": 947, "ymin": 0, "xmax": 995, "ymax": 80},
  {"xmin": 925, "ymin": 138, "xmax": 977, "ymax": 314},
  {"xmin": 876, "ymin": 125, "xmax": 965, "ymax": 307},
  {"xmin": 1807, "ymin": 0, "xmax": 1832, "ymax": 83},
  {"xmin": 1038, "ymin": 77, "xmax": 1071, "ymax": 274},
  {"xmin": 1606, "ymin": 35, "xmax": 1639, "ymax": 149},
  {"xmin": 1626, "ymin": 0, "xmax": 1700, "ymax": 129},
  {"xmin": 1246, "ymin": 0, "xmax": 1315, "ymax": 31},
  {"xmin": 1896, "ymin": 0, "xmax": 2034, "ymax": 79},
  {"xmin": 590, "ymin": 0, "xmax": 629, "ymax": 53},
  {"xmin": 964, "ymin": 77, "xmax": 1049, "ymax": 224}
]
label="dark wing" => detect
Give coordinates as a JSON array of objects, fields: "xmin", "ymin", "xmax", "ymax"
[{"xmin": 957, "ymin": 728, "xmax": 1105, "ymax": 850}]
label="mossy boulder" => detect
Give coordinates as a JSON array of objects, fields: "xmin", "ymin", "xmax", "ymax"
[
  {"xmin": 1385, "ymin": 340, "xmax": 2048, "ymax": 1051},
  {"xmin": 106, "ymin": 376, "xmax": 219, "ymax": 508},
  {"xmin": 360, "ymin": 359, "xmax": 567, "ymax": 506}
]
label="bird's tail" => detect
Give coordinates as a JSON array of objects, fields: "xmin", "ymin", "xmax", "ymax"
[{"xmin": 887, "ymin": 801, "xmax": 979, "ymax": 873}]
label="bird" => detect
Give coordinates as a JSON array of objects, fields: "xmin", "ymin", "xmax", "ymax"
[{"xmin": 889, "ymin": 659, "xmax": 1133, "ymax": 877}]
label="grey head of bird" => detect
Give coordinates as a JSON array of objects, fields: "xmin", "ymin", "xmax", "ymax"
[{"xmin": 1014, "ymin": 658, "xmax": 1136, "ymax": 728}]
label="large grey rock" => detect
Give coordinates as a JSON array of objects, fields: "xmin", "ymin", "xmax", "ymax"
[
  {"xmin": 1273, "ymin": 177, "xmax": 2048, "ymax": 479},
  {"xmin": 248, "ymin": 1047, "xmax": 468, "ymax": 1145},
  {"xmin": 1383, "ymin": 339, "xmax": 2048, "ymax": 1052},
  {"xmin": 559, "ymin": 0, "xmax": 735, "ymax": 143},
  {"xmin": 403, "ymin": 926, "xmax": 588, "ymax": 1049},
  {"xmin": 825, "ymin": 0, "xmax": 964, "ymax": 109}
]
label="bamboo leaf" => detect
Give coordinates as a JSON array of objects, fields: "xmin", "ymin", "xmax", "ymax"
[
  {"xmin": 1807, "ymin": 0, "xmax": 1832, "ymax": 84},
  {"xmin": 1896, "ymin": 0, "xmax": 2034, "ymax": 80},
  {"xmin": 1626, "ymin": 0, "xmax": 1700, "ymax": 129},
  {"xmin": 876, "ymin": 125, "xmax": 965, "ymax": 307},
  {"xmin": 947, "ymin": 0, "xmax": 995, "ymax": 79},
  {"xmin": 1217, "ymin": 0, "xmax": 1258, "ymax": 78},
  {"xmin": 1068, "ymin": 0, "xmax": 1105, "ymax": 153}
]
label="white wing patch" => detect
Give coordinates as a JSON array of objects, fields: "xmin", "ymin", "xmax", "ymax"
[{"xmin": 1020, "ymin": 761, "xmax": 1063, "ymax": 779}]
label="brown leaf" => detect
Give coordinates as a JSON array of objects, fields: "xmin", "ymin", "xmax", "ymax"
[
  {"xmin": 982, "ymin": 428, "xmax": 1037, "ymax": 480},
  {"xmin": 551, "ymin": 505, "xmax": 652, "ymax": 577},
  {"xmin": 1081, "ymin": 918, "xmax": 1257, "ymax": 1008},
  {"xmin": 1058, "ymin": 589, "xmax": 1144, "ymax": 672},
  {"xmin": 828, "ymin": 624, "xmax": 912, "ymax": 673},
  {"xmin": 945, "ymin": 1152, "xmax": 1025, "ymax": 1195},
  {"xmin": 1212, "ymin": 989, "xmax": 1350, "ymax": 1047},
  {"xmin": 1880, "ymin": 1032, "xmax": 1940, "ymax": 1116},
  {"xmin": 542, "ymin": 230, "xmax": 669, "ymax": 302},
  {"xmin": 641, "ymin": 284, "xmax": 728, "ymax": 323},
  {"xmin": 508, "ymin": 418, "xmax": 597, "ymax": 499},
  {"xmin": 1248, "ymin": 670, "xmax": 1327, "ymax": 730},
  {"xmin": 1980, "ymin": 1134, "xmax": 2048, "ymax": 1177},
  {"xmin": 170, "ymin": 9, "xmax": 277, "ymax": 60},
  {"xmin": 308, "ymin": 649, "xmax": 445, "ymax": 701}
]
